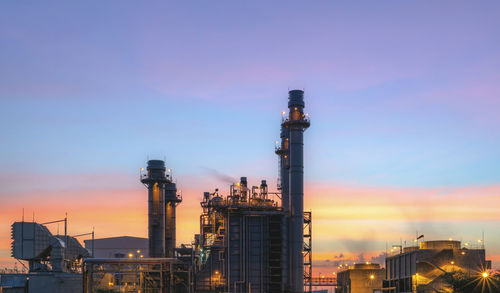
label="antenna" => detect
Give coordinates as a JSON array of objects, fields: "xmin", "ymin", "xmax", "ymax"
[
  {"xmin": 22, "ymin": 208, "xmax": 24, "ymax": 222},
  {"xmin": 482, "ymin": 230, "xmax": 485, "ymax": 249}
]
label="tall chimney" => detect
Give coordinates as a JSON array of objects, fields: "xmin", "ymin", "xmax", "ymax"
[
  {"xmin": 141, "ymin": 160, "xmax": 181, "ymax": 258},
  {"xmin": 141, "ymin": 160, "xmax": 167, "ymax": 257},
  {"xmin": 285, "ymin": 90, "xmax": 310, "ymax": 292},
  {"xmin": 164, "ymin": 182, "xmax": 181, "ymax": 258}
]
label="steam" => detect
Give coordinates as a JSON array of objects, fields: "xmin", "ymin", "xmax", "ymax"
[{"xmin": 202, "ymin": 167, "xmax": 236, "ymax": 185}]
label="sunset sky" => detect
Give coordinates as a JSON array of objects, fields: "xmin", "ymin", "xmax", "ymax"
[{"xmin": 1, "ymin": 1, "xmax": 500, "ymax": 272}]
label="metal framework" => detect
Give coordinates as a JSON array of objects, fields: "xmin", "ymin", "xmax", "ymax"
[
  {"xmin": 83, "ymin": 258, "xmax": 177, "ymax": 293},
  {"xmin": 303, "ymin": 211, "xmax": 312, "ymax": 293}
]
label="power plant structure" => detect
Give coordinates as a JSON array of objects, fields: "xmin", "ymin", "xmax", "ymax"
[
  {"xmin": 1, "ymin": 89, "xmax": 312, "ymax": 293},
  {"xmin": 83, "ymin": 89, "xmax": 313, "ymax": 293},
  {"xmin": 2, "ymin": 89, "xmax": 496, "ymax": 293},
  {"xmin": 140, "ymin": 160, "xmax": 182, "ymax": 258},
  {"xmin": 192, "ymin": 89, "xmax": 310, "ymax": 292}
]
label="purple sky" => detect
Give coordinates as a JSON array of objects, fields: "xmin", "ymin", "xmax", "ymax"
[{"xmin": 1, "ymin": 1, "xmax": 500, "ymax": 269}]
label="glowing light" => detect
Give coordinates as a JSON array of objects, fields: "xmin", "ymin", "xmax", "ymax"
[
  {"xmin": 215, "ymin": 270, "xmax": 219, "ymax": 275},
  {"xmin": 370, "ymin": 275, "xmax": 375, "ymax": 280},
  {"xmin": 461, "ymin": 251, "xmax": 466, "ymax": 255},
  {"xmin": 128, "ymin": 253, "xmax": 133, "ymax": 258},
  {"xmin": 140, "ymin": 255, "xmax": 144, "ymax": 258},
  {"xmin": 282, "ymin": 111, "xmax": 286, "ymax": 115},
  {"xmin": 140, "ymin": 168, "xmax": 144, "ymax": 171},
  {"xmin": 482, "ymin": 272, "xmax": 489, "ymax": 278},
  {"xmin": 168, "ymin": 169, "xmax": 171, "ymax": 172},
  {"xmin": 137, "ymin": 250, "xmax": 141, "ymax": 254},
  {"xmin": 450, "ymin": 261, "xmax": 455, "ymax": 265},
  {"xmin": 448, "ymin": 238, "xmax": 452, "ymax": 241}
]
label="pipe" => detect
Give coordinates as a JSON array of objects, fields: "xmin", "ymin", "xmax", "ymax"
[{"xmin": 279, "ymin": 124, "xmax": 290, "ymax": 214}]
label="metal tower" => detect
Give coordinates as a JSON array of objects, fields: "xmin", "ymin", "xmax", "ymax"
[
  {"xmin": 283, "ymin": 90, "xmax": 310, "ymax": 293},
  {"xmin": 141, "ymin": 160, "xmax": 181, "ymax": 258}
]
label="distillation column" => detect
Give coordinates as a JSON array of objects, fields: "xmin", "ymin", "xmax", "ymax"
[{"xmin": 285, "ymin": 90, "xmax": 310, "ymax": 292}]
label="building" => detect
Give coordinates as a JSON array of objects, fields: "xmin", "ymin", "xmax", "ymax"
[
  {"xmin": 83, "ymin": 236, "xmax": 148, "ymax": 258},
  {"xmin": 384, "ymin": 240, "xmax": 490, "ymax": 293},
  {"xmin": 192, "ymin": 89, "xmax": 311, "ymax": 293},
  {"xmin": 194, "ymin": 178, "xmax": 285, "ymax": 292},
  {"xmin": 0, "ymin": 221, "xmax": 88, "ymax": 293},
  {"xmin": 336, "ymin": 263, "xmax": 385, "ymax": 293}
]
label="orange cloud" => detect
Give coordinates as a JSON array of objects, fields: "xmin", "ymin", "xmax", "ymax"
[
  {"xmin": 1, "ymin": 182, "xmax": 499, "ymax": 269},
  {"xmin": 305, "ymin": 183, "xmax": 500, "ymax": 221}
]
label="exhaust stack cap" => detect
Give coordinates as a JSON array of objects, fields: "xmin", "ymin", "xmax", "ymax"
[
  {"xmin": 288, "ymin": 90, "xmax": 305, "ymax": 107},
  {"xmin": 147, "ymin": 160, "xmax": 166, "ymax": 171}
]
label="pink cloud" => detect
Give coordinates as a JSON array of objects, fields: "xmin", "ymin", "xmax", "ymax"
[{"xmin": 1, "ymin": 182, "xmax": 499, "ymax": 269}]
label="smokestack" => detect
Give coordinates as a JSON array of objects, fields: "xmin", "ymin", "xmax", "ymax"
[
  {"xmin": 141, "ymin": 160, "xmax": 166, "ymax": 257},
  {"xmin": 286, "ymin": 90, "xmax": 310, "ymax": 292},
  {"xmin": 164, "ymin": 182, "xmax": 180, "ymax": 258},
  {"xmin": 141, "ymin": 160, "xmax": 181, "ymax": 258}
]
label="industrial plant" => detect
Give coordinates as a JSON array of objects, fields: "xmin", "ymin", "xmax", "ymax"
[
  {"xmin": 0, "ymin": 90, "xmax": 314, "ymax": 293},
  {"xmin": 0, "ymin": 90, "xmax": 496, "ymax": 293},
  {"xmin": 85, "ymin": 89, "xmax": 312, "ymax": 292}
]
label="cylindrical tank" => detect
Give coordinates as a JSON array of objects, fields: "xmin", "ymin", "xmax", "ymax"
[
  {"xmin": 419, "ymin": 240, "xmax": 461, "ymax": 250},
  {"xmin": 286, "ymin": 90, "xmax": 310, "ymax": 292}
]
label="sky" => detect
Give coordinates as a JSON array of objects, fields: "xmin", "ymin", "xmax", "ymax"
[{"xmin": 1, "ymin": 1, "xmax": 500, "ymax": 273}]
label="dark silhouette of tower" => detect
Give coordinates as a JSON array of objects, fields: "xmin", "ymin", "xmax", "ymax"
[
  {"xmin": 282, "ymin": 90, "xmax": 310, "ymax": 292},
  {"xmin": 141, "ymin": 160, "xmax": 181, "ymax": 258}
]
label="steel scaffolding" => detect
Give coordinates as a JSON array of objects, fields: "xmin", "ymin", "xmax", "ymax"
[{"xmin": 303, "ymin": 211, "xmax": 312, "ymax": 293}]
